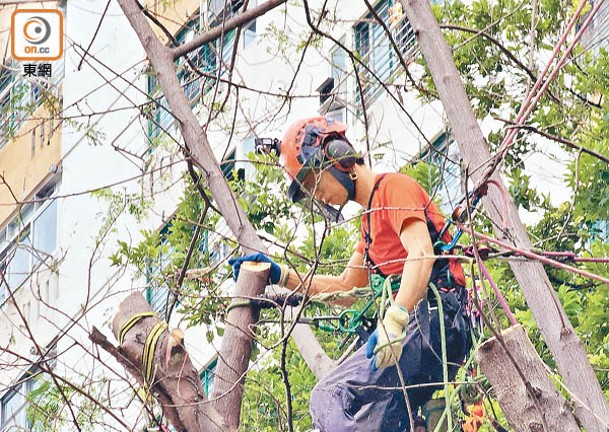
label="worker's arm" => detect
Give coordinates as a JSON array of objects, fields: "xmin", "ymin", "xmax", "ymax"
[
  {"xmin": 394, "ymin": 218, "xmax": 436, "ymax": 312},
  {"xmin": 283, "ymin": 250, "xmax": 369, "ymax": 297},
  {"xmin": 365, "ymin": 218, "xmax": 435, "ymax": 370},
  {"xmin": 228, "ymin": 250, "xmax": 369, "ymax": 304}
]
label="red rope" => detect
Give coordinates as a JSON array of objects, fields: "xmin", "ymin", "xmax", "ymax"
[
  {"xmin": 538, "ymin": 251, "xmax": 609, "ymax": 264},
  {"xmin": 479, "ymin": 257, "xmax": 518, "ymax": 326},
  {"xmin": 469, "ymin": 230, "xmax": 609, "ymax": 286}
]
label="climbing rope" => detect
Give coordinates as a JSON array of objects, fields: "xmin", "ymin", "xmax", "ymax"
[{"xmin": 227, "ymin": 274, "xmax": 401, "ymax": 336}]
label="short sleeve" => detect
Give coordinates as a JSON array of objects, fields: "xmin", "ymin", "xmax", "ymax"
[{"xmin": 383, "ymin": 175, "xmax": 427, "ymax": 235}]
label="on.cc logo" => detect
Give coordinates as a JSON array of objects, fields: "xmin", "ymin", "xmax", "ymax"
[
  {"xmin": 22, "ymin": 16, "xmax": 52, "ymax": 45},
  {"xmin": 11, "ymin": 9, "xmax": 63, "ymax": 61}
]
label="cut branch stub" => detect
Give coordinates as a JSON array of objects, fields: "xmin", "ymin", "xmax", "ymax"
[
  {"xmin": 110, "ymin": 292, "xmax": 228, "ymax": 432},
  {"xmin": 211, "ymin": 261, "xmax": 270, "ymax": 430},
  {"xmin": 476, "ymin": 325, "xmax": 579, "ymax": 432},
  {"xmin": 399, "ymin": 0, "xmax": 609, "ymax": 428},
  {"xmin": 116, "ymin": 0, "xmax": 333, "ymax": 382}
]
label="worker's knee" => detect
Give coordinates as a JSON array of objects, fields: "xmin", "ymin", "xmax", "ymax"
[{"xmin": 310, "ymin": 381, "xmax": 353, "ymax": 431}]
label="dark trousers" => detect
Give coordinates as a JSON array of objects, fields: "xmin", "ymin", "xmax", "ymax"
[{"xmin": 310, "ymin": 292, "xmax": 471, "ymax": 431}]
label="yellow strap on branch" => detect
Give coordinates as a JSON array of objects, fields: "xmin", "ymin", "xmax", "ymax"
[
  {"xmin": 118, "ymin": 312, "xmax": 155, "ymax": 345},
  {"xmin": 143, "ymin": 321, "xmax": 168, "ymax": 386}
]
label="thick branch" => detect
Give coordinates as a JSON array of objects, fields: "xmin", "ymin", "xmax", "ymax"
[
  {"xmin": 172, "ymin": 0, "xmax": 287, "ymax": 60},
  {"xmin": 211, "ymin": 262, "xmax": 270, "ymax": 429},
  {"xmin": 110, "ymin": 293, "xmax": 228, "ymax": 432},
  {"xmin": 117, "ymin": 0, "xmax": 333, "ymax": 411},
  {"xmin": 400, "ymin": 0, "xmax": 609, "ymax": 429},
  {"xmin": 476, "ymin": 325, "xmax": 579, "ymax": 432},
  {"xmin": 90, "ymin": 292, "xmax": 230, "ymax": 432},
  {"xmin": 89, "ymin": 327, "xmax": 186, "ymax": 431}
]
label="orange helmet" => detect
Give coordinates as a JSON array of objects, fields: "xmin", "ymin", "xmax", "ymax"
[{"xmin": 279, "ymin": 116, "xmax": 359, "ymax": 202}]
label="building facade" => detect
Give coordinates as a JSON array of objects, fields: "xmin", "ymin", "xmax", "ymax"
[{"xmin": 0, "ymin": 0, "xmax": 584, "ymax": 430}]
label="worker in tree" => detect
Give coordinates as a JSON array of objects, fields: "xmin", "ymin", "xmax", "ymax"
[{"xmin": 230, "ymin": 117, "xmax": 472, "ymax": 431}]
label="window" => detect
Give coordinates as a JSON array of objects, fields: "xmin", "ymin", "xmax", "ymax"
[
  {"xmin": 0, "ymin": 59, "xmax": 63, "ymax": 149},
  {"xmin": 0, "ymin": 368, "xmax": 44, "ymax": 431},
  {"xmin": 326, "ymin": 104, "xmax": 347, "ymax": 123},
  {"xmin": 209, "ymin": 242, "xmax": 230, "ymax": 267},
  {"xmin": 147, "ymin": 10, "xmax": 237, "ymax": 139},
  {"xmin": 200, "ymin": 357, "xmax": 218, "ymax": 396},
  {"xmin": 146, "ymin": 225, "xmax": 176, "ymax": 320},
  {"xmin": 243, "ymin": 19, "xmax": 257, "ymax": 48},
  {"xmin": 353, "ymin": 0, "xmax": 416, "ymax": 105},
  {"xmin": 0, "ymin": 184, "xmax": 59, "ymax": 306},
  {"xmin": 317, "ymin": 47, "xmax": 348, "ymax": 122},
  {"xmin": 331, "ymin": 48, "xmax": 347, "ymax": 82},
  {"xmin": 419, "ymin": 133, "xmax": 461, "ymax": 214},
  {"xmin": 591, "ymin": 219, "xmax": 609, "ymax": 243},
  {"xmin": 207, "ymin": 0, "xmax": 245, "ymax": 23},
  {"xmin": 0, "ymin": 79, "xmax": 36, "ymax": 148}
]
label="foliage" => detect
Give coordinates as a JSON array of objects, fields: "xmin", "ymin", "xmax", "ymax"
[
  {"xmin": 20, "ymin": 0, "xmax": 609, "ymax": 429},
  {"xmin": 425, "ymin": 0, "xmax": 609, "ymax": 422},
  {"xmin": 27, "ymin": 380, "xmax": 101, "ymax": 432}
]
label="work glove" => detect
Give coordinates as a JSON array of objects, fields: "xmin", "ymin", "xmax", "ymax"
[
  {"xmin": 366, "ymin": 304, "xmax": 410, "ymax": 371},
  {"xmin": 228, "ymin": 253, "xmax": 287, "ymax": 285}
]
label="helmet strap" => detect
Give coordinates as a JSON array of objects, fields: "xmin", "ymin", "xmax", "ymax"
[{"xmin": 328, "ymin": 166, "xmax": 357, "ymax": 201}]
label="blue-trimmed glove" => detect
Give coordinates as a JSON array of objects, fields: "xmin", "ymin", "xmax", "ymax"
[
  {"xmin": 366, "ymin": 304, "xmax": 410, "ymax": 371},
  {"xmin": 228, "ymin": 253, "xmax": 284, "ymax": 285}
]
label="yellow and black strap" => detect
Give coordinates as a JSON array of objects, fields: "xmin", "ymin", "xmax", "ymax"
[
  {"xmin": 118, "ymin": 311, "xmax": 167, "ymax": 386},
  {"xmin": 118, "ymin": 312, "xmax": 155, "ymax": 345},
  {"xmin": 142, "ymin": 321, "xmax": 168, "ymax": 386}
]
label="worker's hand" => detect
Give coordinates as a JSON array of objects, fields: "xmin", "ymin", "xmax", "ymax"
[
  {"xmin": 228, "ymin": 253, "xmax": 284, "ymax": 285},
  {"xmin": 366, "ymin": 304, "xmax": 409, "ymax": 371}
]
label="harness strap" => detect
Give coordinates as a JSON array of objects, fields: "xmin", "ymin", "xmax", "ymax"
[
  {"xmin": 363, "ymin": 174, "xmax": 387, "ymax": 274},
  {"xmin": 118, "ymin": 311, "xmax": 167, "ymax": 387}
]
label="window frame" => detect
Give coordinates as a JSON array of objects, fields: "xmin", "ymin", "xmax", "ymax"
[
  {"xmin": 353, "ymin": 0, "xmax": 417, "ymax": 106},
  {"xmin": 0, "ymin": 182, "xmax": 59, "ymax": 306},
  {"xmin": 0, "ymin": 366, "xmax": 45, "ymax": 431}
]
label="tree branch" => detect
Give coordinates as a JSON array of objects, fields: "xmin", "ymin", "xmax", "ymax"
[
  {"xmin": 89, "ymin": 327, "xmax": 186, "ymax": 431},
  {"xmin": 117, "ymin": 1, "xmax": 333, "ymax": 412},
  {"xmin": 496, "ymin": 117, "xmax": 609, "ymax": 165},
  {"xmin": 172, "ymin": 0, "xmax": 287, "ymax": 60}
]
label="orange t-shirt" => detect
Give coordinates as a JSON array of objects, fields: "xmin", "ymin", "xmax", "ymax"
[{"xmin": 356, "ymin": 173, "xmax": 466, "ymax": 287}]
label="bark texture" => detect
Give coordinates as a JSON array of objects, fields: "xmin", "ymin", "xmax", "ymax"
[
  {"xmin": 477, "ymin": 325, "xmax": 579, "ymax": 432},
  {"xmin": 116, "ymin": 0, "xmax": 334, "ymax": 389},
  {"xmin": 211, "ymin": 262, "xmax": 270, "ymax": 430},
  {"xmin": 94, "ymin": 292, "xmax": 228, "ymax": 432},
  {"xmin": 400, "ymin": 0, "xmax": 609, "ymax": 428}
]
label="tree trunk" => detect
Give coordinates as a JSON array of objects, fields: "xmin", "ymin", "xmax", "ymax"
[
  {"xmin": 95, "ymin": 292, "xmax": 228, "ymax": 432},
  {"xmin": 211, "ymin": 262, "xmax": 270, "ymax": 430},
  {"xmin": 116, "ymin": 0, "xmax": 333, "ymax": 389},
  {"xmin": 400, "ymin": 1, "xmax": 609, "ymax": 429},
  {"xmin": 476, "ymin": 325, "xmax": 579, "ymax": 432}
]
